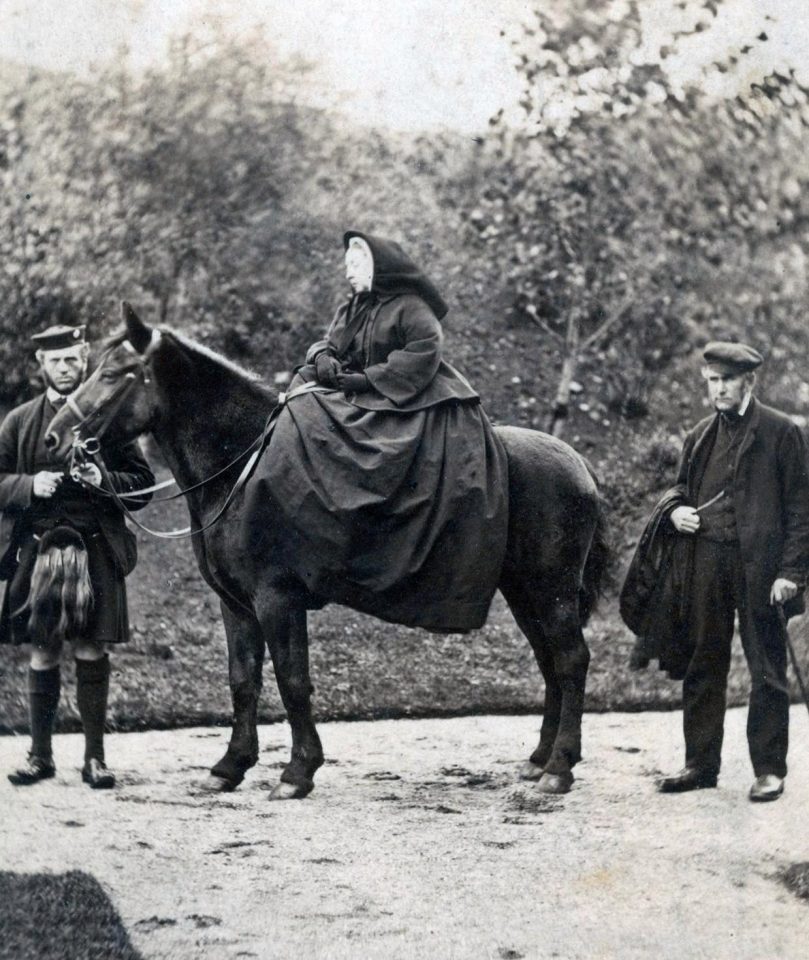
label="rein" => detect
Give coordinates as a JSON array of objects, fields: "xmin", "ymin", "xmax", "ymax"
[
  {"xmin": 78, "ymin": 435, "xmax": 264, "ymax": 505},
  {"xmin": 94, "ymin": 437, "xmax": 266, "ymax": 539},
  {"xmin": 67, "ymin": 342, "xmax": 331, "ymax": 538}
]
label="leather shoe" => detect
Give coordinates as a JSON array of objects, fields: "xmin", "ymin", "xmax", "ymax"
[
  {"xmin": 657, "ymin": 766, "xmax": 718, "ymax": 793},
  {"xmin": 8, "ymin": 754, "xmax": 56, "ymax": 786},
  {"xmin": 749, "ymin": 774, "xmax": 784, "ymax": 802},
  {"xmin": 81, "ymin": 758, "xmax": 115, "ymax": 790}
]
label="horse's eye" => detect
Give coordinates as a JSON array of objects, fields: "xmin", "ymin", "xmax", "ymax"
[{"xmin": 99, "ymin": 371, "xmax": 119, "ymax": 383}]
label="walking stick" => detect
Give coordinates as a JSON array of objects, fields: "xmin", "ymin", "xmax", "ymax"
[{"xmin": 777, "ymin": 602, "xmax": 809, "ymax": 719}]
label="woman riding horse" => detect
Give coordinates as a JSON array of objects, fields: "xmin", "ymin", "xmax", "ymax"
[
  {"xmin": 43, "ymin": 258, "xmax": 608, "ymax": 798},
  {"xmin": 247, "ymin": 231, "xmax": 509, "ymax": 633}
]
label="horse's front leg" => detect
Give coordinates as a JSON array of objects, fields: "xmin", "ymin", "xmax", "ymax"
[
  {"xmin": 201, "ymin": 601, "xmax": 264, "ymax": 793},
  {"xmin": 258, "ymin": 589, "xmax": 323, "ymax": 800}
]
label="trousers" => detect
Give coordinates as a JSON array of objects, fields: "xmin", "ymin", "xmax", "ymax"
[{"xmin": 683, "ymin": 538, "xmax": 789, "ymax": 778}]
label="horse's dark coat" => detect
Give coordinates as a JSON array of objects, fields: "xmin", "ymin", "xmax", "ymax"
[{"xmin": 46, "ymin": 307, "xmax": 609, "ymax": 797}]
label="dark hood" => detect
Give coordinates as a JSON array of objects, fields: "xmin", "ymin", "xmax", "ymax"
[{"xmin": 343, "ymin": 231, "xmax": 448, "ymax": 320}]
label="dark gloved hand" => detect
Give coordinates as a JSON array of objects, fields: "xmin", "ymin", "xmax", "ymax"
[
  {"xmin": 314, "ymin": 352, "xmax": 341, "ymax": 388},
  {"xmin": 336, "ymin": 372, "xmax": 370, "ymax": 394}
]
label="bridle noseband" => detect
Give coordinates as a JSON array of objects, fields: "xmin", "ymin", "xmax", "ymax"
[{"xmin": 67, "ymin": 371, "xmax": 142, "ymax": 469}]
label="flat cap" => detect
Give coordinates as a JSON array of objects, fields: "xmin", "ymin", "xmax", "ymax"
[
  {"xmin": 702, "ymin": 341, "xmax": 763, "ymax": 372},
  {"xmin": 31, "ymin": 324, "xmax": 86, "ymax": 351}
]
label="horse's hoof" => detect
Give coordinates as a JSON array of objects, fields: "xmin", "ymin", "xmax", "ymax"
[
  {"xmin": 195, "ymin": 774, "xmax": 238, "ymax": 794},
  {"xmin": 268, "ymin": 779, "xmax": 313, "ymax": 801},
  {"xmin": 537, "ymin": 771, "xmax": 574, "ymax": 794},
  {"xmin": 519, "ymin": 761, "xmax": 545, "ymax": 781}
]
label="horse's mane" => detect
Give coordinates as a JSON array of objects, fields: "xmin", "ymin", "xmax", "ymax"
[{"xmin": 102, "ymin": 326, "xmax": 275, "ymax": 401}]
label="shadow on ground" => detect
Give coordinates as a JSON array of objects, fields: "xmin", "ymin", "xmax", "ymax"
[{"xmin": 0, "ymin": 870, "xmax": 142, "ymax": 960}]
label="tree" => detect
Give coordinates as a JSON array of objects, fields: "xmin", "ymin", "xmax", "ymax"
[
  {"xmin": 468, "ymin": 0, "xmax": 809, "ymax": 435},
  {"xmin": 0, "ymin": 33, "xmax": 472, "ymax": 404}
]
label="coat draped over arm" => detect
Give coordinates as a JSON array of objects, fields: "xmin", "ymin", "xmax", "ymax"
[{"xmin": 619, "ymin": 486, "xmax": 695, "ymax": 680}]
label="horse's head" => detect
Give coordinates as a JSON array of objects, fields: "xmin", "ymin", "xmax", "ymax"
[{"xmin": 45, "ymin": 303, "xmax": 159, "ymax": 465}]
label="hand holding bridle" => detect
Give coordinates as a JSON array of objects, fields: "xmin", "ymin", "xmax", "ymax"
[
  {"xmin": 33, "ymin": 471, "xmax": 63, "ymax": 499},
  {"xmin": 71, "ymin": 463, "xmax": 103, "ymax": 487}
]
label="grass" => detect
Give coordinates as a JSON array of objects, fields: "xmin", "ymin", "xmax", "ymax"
[
  {"xmin": 0, "ymin": 871, "xmax": 142, "ymax": 960},
  {"xmin": 2, "ymin": 438, "xmax": 809, "ymax": 735}
]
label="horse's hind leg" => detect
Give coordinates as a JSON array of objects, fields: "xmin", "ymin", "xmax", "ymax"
[
  {"xmin": 501, "ymin": 579, "xmax": 563, "ymax": 781},
  {"xmin": 525, "ymin": 650, "xmax": 564, "ymax": 781},
  {"xmin": 536, "ymin": 584, "xmax": 590, "ymax": 792},
  {"xmin": 257, "ymin": 590, "xmax": 323, "ymax": 800},
  {"xmin": 203, "ymin": 601, "xmax": 264, "ymax": 792}
]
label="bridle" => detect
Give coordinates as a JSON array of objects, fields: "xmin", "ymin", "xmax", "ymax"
[
  {"xmin": 65, "ymin": 331, "xmax": 163, "ymax": 473},
  {"xmin": 63, "ymin": 333, "xmax": 330, "ymax": 539},
  {"xmin": 66, "ymin": 332, "xmax": 261, "ymax": 538},
  {"xmin": 67, "ymin": 368, "xmax": 145, "ymax": 474}
]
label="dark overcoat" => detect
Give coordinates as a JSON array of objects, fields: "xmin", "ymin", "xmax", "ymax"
[
  {"xmin": 619, "ymin": 487, "xmax": 694, "ymax": 679},
  {"xmin": 675, "ymin": 398, "xmax": 809, "ymax": 616},
  {"xmin": 621, "ymin": 397, "xmax": 809, "ymax": 677},
  {"xmin": 304, "ymin": 293, "xmax": 479, "ymax": 411},
  {"xmin": 0, "ymin": 394, "xmax": 154, "ymax": 626}
]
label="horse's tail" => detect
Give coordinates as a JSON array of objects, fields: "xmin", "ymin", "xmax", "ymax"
[
  {"xmin": 23, "ymin": 526, "xmax": 94, "ymax": 646},
  {"xmin": 579, "ymin": 468, "xmax": 612, "ymax": 626}
]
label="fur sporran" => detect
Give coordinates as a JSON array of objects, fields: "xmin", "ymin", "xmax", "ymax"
[{"xmin": 22, "ymin": 525, "xmax": 94, "ymax": 645}]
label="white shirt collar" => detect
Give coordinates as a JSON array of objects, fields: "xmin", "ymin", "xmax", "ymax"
[{"xmin": 46, "ymin": 387, "xmax": 68, "ymax": 405}]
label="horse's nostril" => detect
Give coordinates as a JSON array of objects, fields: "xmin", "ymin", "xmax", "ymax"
[{"xmin": 44, "ymin": 432, "xmax": 58, "ymax": 450}]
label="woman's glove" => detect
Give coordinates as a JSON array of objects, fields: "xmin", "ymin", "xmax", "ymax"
[
  {"xmin": 314, "ymin": 352, "xmax": 341, "ymax": 388},
  {"xmin": 336, "ymin": 372, "xmax": 371, "ymax": 394}
]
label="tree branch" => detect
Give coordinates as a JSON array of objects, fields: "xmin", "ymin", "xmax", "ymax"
[
  {"xmin": 581, "ymin": 295, "xmax": 634, "ymax": 351},
  {"xmin": 527, "ymin": 312, "xmax": 565, "ymax": 341}
]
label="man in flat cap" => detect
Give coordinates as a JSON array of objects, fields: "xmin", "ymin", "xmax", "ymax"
[
  {"xmin": 0, "ymin": 324, "xmax": 154, "ymax": 788},
  {"xmin": 643, "ymin": 340, "xmax": 809, "ymax": 800}
]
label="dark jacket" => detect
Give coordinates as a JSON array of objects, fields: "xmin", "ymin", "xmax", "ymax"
[
  {"xmin": 621, "ymin": 398, "xmax": 809, "ymax": 677},
  {"xmin": 0, "ymin": 394, "xmax": 154, "ymax": 590},
  {"xmin": 620, "ymin": 487, "xmax": 695, "ymax": 679},
  {"xmin": 677, "ymin": 398, "xmax": 809, "ymax": 615},
  {"xmin": 305, "ymin": 293, "xmax": 479, "ymax": 412}
]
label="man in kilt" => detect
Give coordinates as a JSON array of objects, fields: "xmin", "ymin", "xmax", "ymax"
[{"xmin": 0, "ymin": 324, "xmax": 153, "ymax": 788}]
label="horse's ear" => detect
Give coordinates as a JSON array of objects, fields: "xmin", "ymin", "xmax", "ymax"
[{"xmin": 121, "ymin": 302, "xmax": 152, "ymax": 354}]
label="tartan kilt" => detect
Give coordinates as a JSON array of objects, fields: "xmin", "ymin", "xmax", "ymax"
[{"xmin": 0, "ymin": 523, "xmax": 130, "ymax": 647}]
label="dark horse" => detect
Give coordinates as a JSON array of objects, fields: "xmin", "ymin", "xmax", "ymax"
[{"xmin": 46, "ymin": 304, "xmax": 609, "ymax": 799}]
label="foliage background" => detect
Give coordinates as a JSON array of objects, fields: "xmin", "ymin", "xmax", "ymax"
[{"xmin": 1, "ymin": 0, "xmax": 809, "ymax": 732}]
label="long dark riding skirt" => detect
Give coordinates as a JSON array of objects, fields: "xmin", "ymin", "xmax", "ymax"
[{"xmin": 244, "ymin": 390, "xmax": 509, "ymax": 633}]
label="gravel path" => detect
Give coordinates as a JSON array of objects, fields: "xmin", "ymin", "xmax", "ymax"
[{"xmin": 1, "ymin": 707, "xmax": 808, "ymax": 959}]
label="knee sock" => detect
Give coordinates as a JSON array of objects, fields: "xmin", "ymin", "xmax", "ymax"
[
  {"xmin": 75, "ymin": 655, "xmax": 110, "ymax": 763},
  {"xmin": 28, "ymin": 666, "xmax": 61, "ymax": 760}
]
